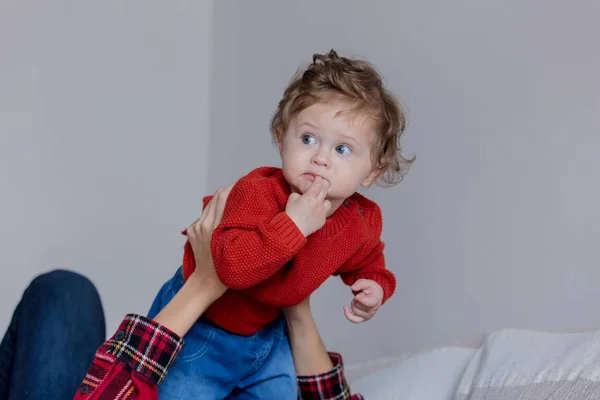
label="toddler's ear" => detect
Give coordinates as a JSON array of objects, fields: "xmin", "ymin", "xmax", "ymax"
[{"xmin": 362, "ymin": 168, "xmax": 382, "ymax": 187}]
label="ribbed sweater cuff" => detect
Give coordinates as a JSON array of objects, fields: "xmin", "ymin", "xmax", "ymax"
[{"xmin": 268, "ymin": 212, "xmax": 306, "ymax": 252}]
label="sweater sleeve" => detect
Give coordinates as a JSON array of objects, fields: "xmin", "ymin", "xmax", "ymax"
[
  {"xmin": 336, "ymin": 203, "xmax": 396, "ymax": 304},
  {"xmin": 208, "ymin": 177, "xmax": 306, "ymax": 289}
]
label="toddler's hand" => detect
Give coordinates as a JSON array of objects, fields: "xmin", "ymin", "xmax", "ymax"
[
  {"xmin": 344, "ymin": 279, "xmax": 384, "ymax": 323},
  {"xmin": 286, "ymin": 176, "xmax": 331, "ymax": 237}
]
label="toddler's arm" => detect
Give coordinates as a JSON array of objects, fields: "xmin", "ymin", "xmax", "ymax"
[
  {"xmin": 336, "ymin": 203, "xmax": 396, "ymax": 305},
  {"xmin": 185, "ymin": 177, "xmax": 307, "ymax": 290}
]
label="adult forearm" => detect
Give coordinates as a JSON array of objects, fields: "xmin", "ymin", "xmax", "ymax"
[
  {"xmin": 152, "ymin": 272, "xmax": 218, "ymax": 337},
  {"xmin": 286, "ymin": 312, "xmax": 334, "ymax": 375}
]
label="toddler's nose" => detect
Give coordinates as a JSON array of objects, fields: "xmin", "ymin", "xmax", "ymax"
[{"xmin": 311, "ymin": 150, "xmax": 330, "ymax": 167}]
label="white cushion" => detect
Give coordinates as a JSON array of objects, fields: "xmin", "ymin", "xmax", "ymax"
[{"xmin": 350, "ymin": 347, "xmax": 476, "ymax": 400}]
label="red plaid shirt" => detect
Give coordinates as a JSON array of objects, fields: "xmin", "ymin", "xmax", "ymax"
[{"xmin": 74, "ymin": 314, "xmax": 363, "ymax": 400}]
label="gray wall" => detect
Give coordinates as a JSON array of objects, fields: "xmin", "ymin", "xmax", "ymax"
[
  {"xmin": 1, "ymin": 0, "xmax": 600, "ymax": 367},
  {"xmin": 210, "ymin": 0, "xmax": 600, "ymax": 364},
  {"xmin": 0, "ymin": 1, "xmax": 213, "ymax": 335}
]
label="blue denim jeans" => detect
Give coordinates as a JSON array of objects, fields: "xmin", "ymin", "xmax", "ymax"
[
  {"xmin": 148, "ymin": 268, "xmax": 298, "ymax": 400},
  {"xmin": 0, "ymin": 270, "xmax": 105, "ymax": 400}
]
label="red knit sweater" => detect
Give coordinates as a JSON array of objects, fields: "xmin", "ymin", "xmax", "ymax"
[{"xmin": 182, "ymin": 166, "xmax": 396, "ymax": 335}]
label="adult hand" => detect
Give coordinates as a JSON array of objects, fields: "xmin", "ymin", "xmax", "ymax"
[
  {"xmin": 186, "ymin": 184, "xmax": 233, "ymax": 301},
  {"xmin": 153, "ymin": 184, "xmax": 233, "ymax": 337}
]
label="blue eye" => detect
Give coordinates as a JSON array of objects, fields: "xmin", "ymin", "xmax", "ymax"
[
  {"xmin": 301, "ymin": 134, "xmax": 316, "ymax": 145},
  {"xmin": 335, "ymin": 144, "xmax": 352, "ymax": 155}
]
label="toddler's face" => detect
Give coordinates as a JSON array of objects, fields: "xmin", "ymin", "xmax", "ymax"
[{"xmin": 279, "ymin": 101, "xmax": 379, "ymax": 210}]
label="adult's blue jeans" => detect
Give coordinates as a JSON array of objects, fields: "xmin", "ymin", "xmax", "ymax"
[{"xmin": 0, "ymin": 270, "xmax": 105, "ymax": 400}]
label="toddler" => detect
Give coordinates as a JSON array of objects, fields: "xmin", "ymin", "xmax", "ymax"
[{"xmin": 148, "ymin": 49, "xmax": 414, "ymax": 399}]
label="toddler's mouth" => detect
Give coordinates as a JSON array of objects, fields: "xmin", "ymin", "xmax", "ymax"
[
  {"xmin": 304, "ymin": 173, "xmax": 327, "ymax": 182},
  {"xmin": 303, "ymin": 173, "xmax": 330, "ymax": 186}
]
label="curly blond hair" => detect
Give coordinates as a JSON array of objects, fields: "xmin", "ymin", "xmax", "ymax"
[{"xmin": 270, "ymin": 49, "xmax": 414, "ymax": 186}]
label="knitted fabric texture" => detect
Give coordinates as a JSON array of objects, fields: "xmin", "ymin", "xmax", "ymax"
[{"xmin": 182, "ymin": 166, "xmax": 396, "ymax": 335}]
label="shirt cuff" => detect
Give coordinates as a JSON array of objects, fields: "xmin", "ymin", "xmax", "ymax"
[
  {"xmin": 296, "ymin": 352, "xmax": 352, "ymax": 400},
  {"xmin": 105, "ymin": 314, "xmax": 184, "ymax": 386}
]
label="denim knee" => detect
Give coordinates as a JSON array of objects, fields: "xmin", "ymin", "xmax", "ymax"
[
  {"xmin": 24, "ymin": 269, "xmax": 104, "ymax": 327},
  {"xmin": 27, "ymin": 269, "xmax": 98, "ymax": 300}
]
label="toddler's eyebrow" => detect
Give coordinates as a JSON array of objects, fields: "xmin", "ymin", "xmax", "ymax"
[
  {"xmin": 336, "ymin": 132, "xmax": 361, "ymax": 147},
  {"xmin": 297, "ymin": 122, "xmax": 318, "ymax": 131}
]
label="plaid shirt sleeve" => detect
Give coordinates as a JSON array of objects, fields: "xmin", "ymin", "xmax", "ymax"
[
  {"xmin": 73, "ymin": 314, "xmax": 184, "ymax": 400},
  {"xmin": 297, "ymin": 353, "xmax": 364, "ymax": 400},
  {"xmin": 73, "ymin": 314, "xmax": 361, "ymax": 400}
]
